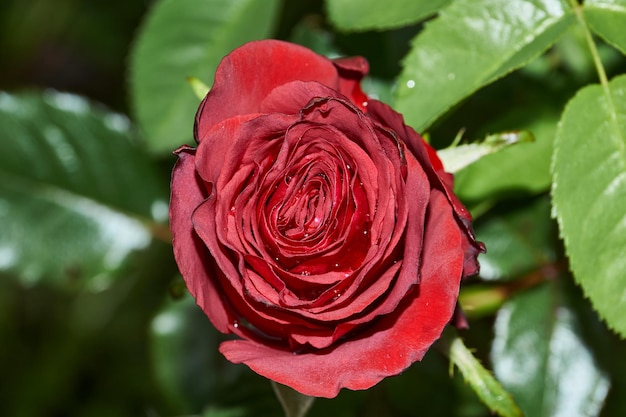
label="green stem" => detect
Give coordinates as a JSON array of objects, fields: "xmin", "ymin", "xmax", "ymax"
[
  {"xmin": 568, "ymin": 0, "xmax": 615, "ymax": 109},
  {"xmin": 567, "ymin": 0, "xmax": 625, "ymax": 161}
]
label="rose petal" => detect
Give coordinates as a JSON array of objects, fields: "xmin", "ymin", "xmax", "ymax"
[{"xmin": 170, "ymin": 146, "xmax": 233, "ymax": 333}]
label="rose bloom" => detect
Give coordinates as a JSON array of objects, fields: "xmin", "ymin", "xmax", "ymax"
[{"xmin": 170, "ymin": 40, "xmax": 483, "ymax": 398}]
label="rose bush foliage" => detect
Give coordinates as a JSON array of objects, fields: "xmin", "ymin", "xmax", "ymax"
[{"xmin": 169, "ymin": 40, "xmax": 483, "ymax": 398}]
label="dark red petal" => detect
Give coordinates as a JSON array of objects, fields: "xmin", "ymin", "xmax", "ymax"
[
  {"xmin": 169, "ymin": 146, "xmax": 232, "ymax": 333},
  {"xmin": 194, "ymin": 40, "xmax": 341, "ymax": 142},
  {"xmin": 220, "ymin": 189, "xmax": 465, "ymax": 398}
]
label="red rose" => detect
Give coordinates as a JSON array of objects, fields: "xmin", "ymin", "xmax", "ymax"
[{"xmin": 170, "ymin": 40, "xmax": 483, "ymax": 398}]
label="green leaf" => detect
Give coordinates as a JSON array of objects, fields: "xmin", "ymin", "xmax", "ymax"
[
  {"xmin": 0, "ymin": 91, "xmax": 167, "ymax": 289},
  {"xmin": 551, "ymin": 74, "xmax": 626, "ymax": 336},
  {"xmin": 130, "ymin": 0, "xmax": 282, "ymax": 154},
  {"xmin": 441, "ymin": 330, "xmax": 523, "ymax": 417},
  {"xmin": 438, "ymin": 130, "xmax": 534, "ymax": 174},
  {"xmin": 584, "ymin": 0, "xmax": 626, "ymax": 55},
  {"xmin": 491, "ymin": 282, "xmax": 610, "ymax": 417},
  {"xmin": 395, "ymin": 0, "xmax": 575, "ymax": 132},
  {"xmin": 326, "ymin": 0, "xmax": 452, "ymax": 31}
]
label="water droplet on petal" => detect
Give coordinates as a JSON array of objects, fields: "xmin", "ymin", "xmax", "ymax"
[{"xmin": 233, "ymin": 320, "xmax": 240, "ymax": 328}]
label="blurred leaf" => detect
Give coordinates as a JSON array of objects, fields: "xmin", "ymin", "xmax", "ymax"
[
  {"xmin": 491, "ymin": 282, "xmax": 610, "ymax": 417},
  {"xmin": 150, "ymin": 295, "xmax": 282, "ymax": 416},
  {"xmin": 0, "ymin": 91, "xmax": 167, "ymax": 289},
  {"xmin": 454, "ymin": 105, "xmax": 559, "ymax": 202},
  {"xmin": 584, "ymin": 0, "xmax": 626, "ymax": 55},
  {"xmin": 459, "ymin": 285, "xmax": 511, "ymax": 319},
  {"xmin": 130, "ymin": 0, "xmax": 282, "ymax": 153},
  {"xmin": 442, "ymin": 330, "xmax": 523, "ymax": 417},
  {"xmin": 551, "ymin": 24, "xmax": 598, "ymax": 80},
  {"xmin": 438, "ymin": 130, "xmax": 534, "ymax": 173},
  {"xmin": 289, "ymin": 17, "xmax": 341, "ymax": 58},
  {"xmin": 203, "ymin": 408, "xmax": 246, "ymax": 417},
  {"xmin": 151, "ymin": 295, "xmax": 239, "ymax": 412},
  {"xmin": 551, "ymin": 74, "xmax": 626, "ymax": 336},
  {"xmin": 474, "ymin": 197, "xmax": 557, "ymax": 281},
  {"xmin": 326, "ymin": 0, "xmax": 452, "ymax": 31},
  {"xmin": 395, "ymin": 0, "xmax": 575, "ymax": 132}
]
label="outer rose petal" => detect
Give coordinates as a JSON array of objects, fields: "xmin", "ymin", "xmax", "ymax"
[
  {"xmin": 170, "ymin": 147, "xmax": 232, "ymax": 333},
  {"xmin": 220, "ymin": 190, "xmax": 464, "ymax": 398},
  {"xmin": 195, "ymin": 40, "xmax": 372, "ymax": 142}
]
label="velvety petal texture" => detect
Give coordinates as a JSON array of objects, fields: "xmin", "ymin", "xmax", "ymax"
[{"xmin": 170, "ymin": 39, "xmax": 484, "ymax": 398}]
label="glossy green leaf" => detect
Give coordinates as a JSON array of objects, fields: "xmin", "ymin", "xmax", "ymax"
[
  {"xmin": 438, "ymin": 130, "xmax": 534, "ymax": 174},
  {"xmin": 442, "ymin": 330, "xmax": 523, "ymax": 417},
  {"xmin": 0, "ymin": 91, "xmax": 167, "ymax": 289},
  {"xmin": 395, "ymin": 0, "xmax": 575, "ymax": 132},
  {"xmin": 130, "ymin": 0, "xmax": 282, "ymax": 153},
  {"xmin": 584, "ymin": 0, "xmax": 626, "ymax": 55},
  {"xmin": 326, "ymin": 0, "xmax": 452, "ymax": 31},
  {"xmin": 551, "ymin": 74, "xmax": 626, "ymax": 336},
  {"xmin": 491, "ymin": 282, "xmax": 610, "ymax": 417}
]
